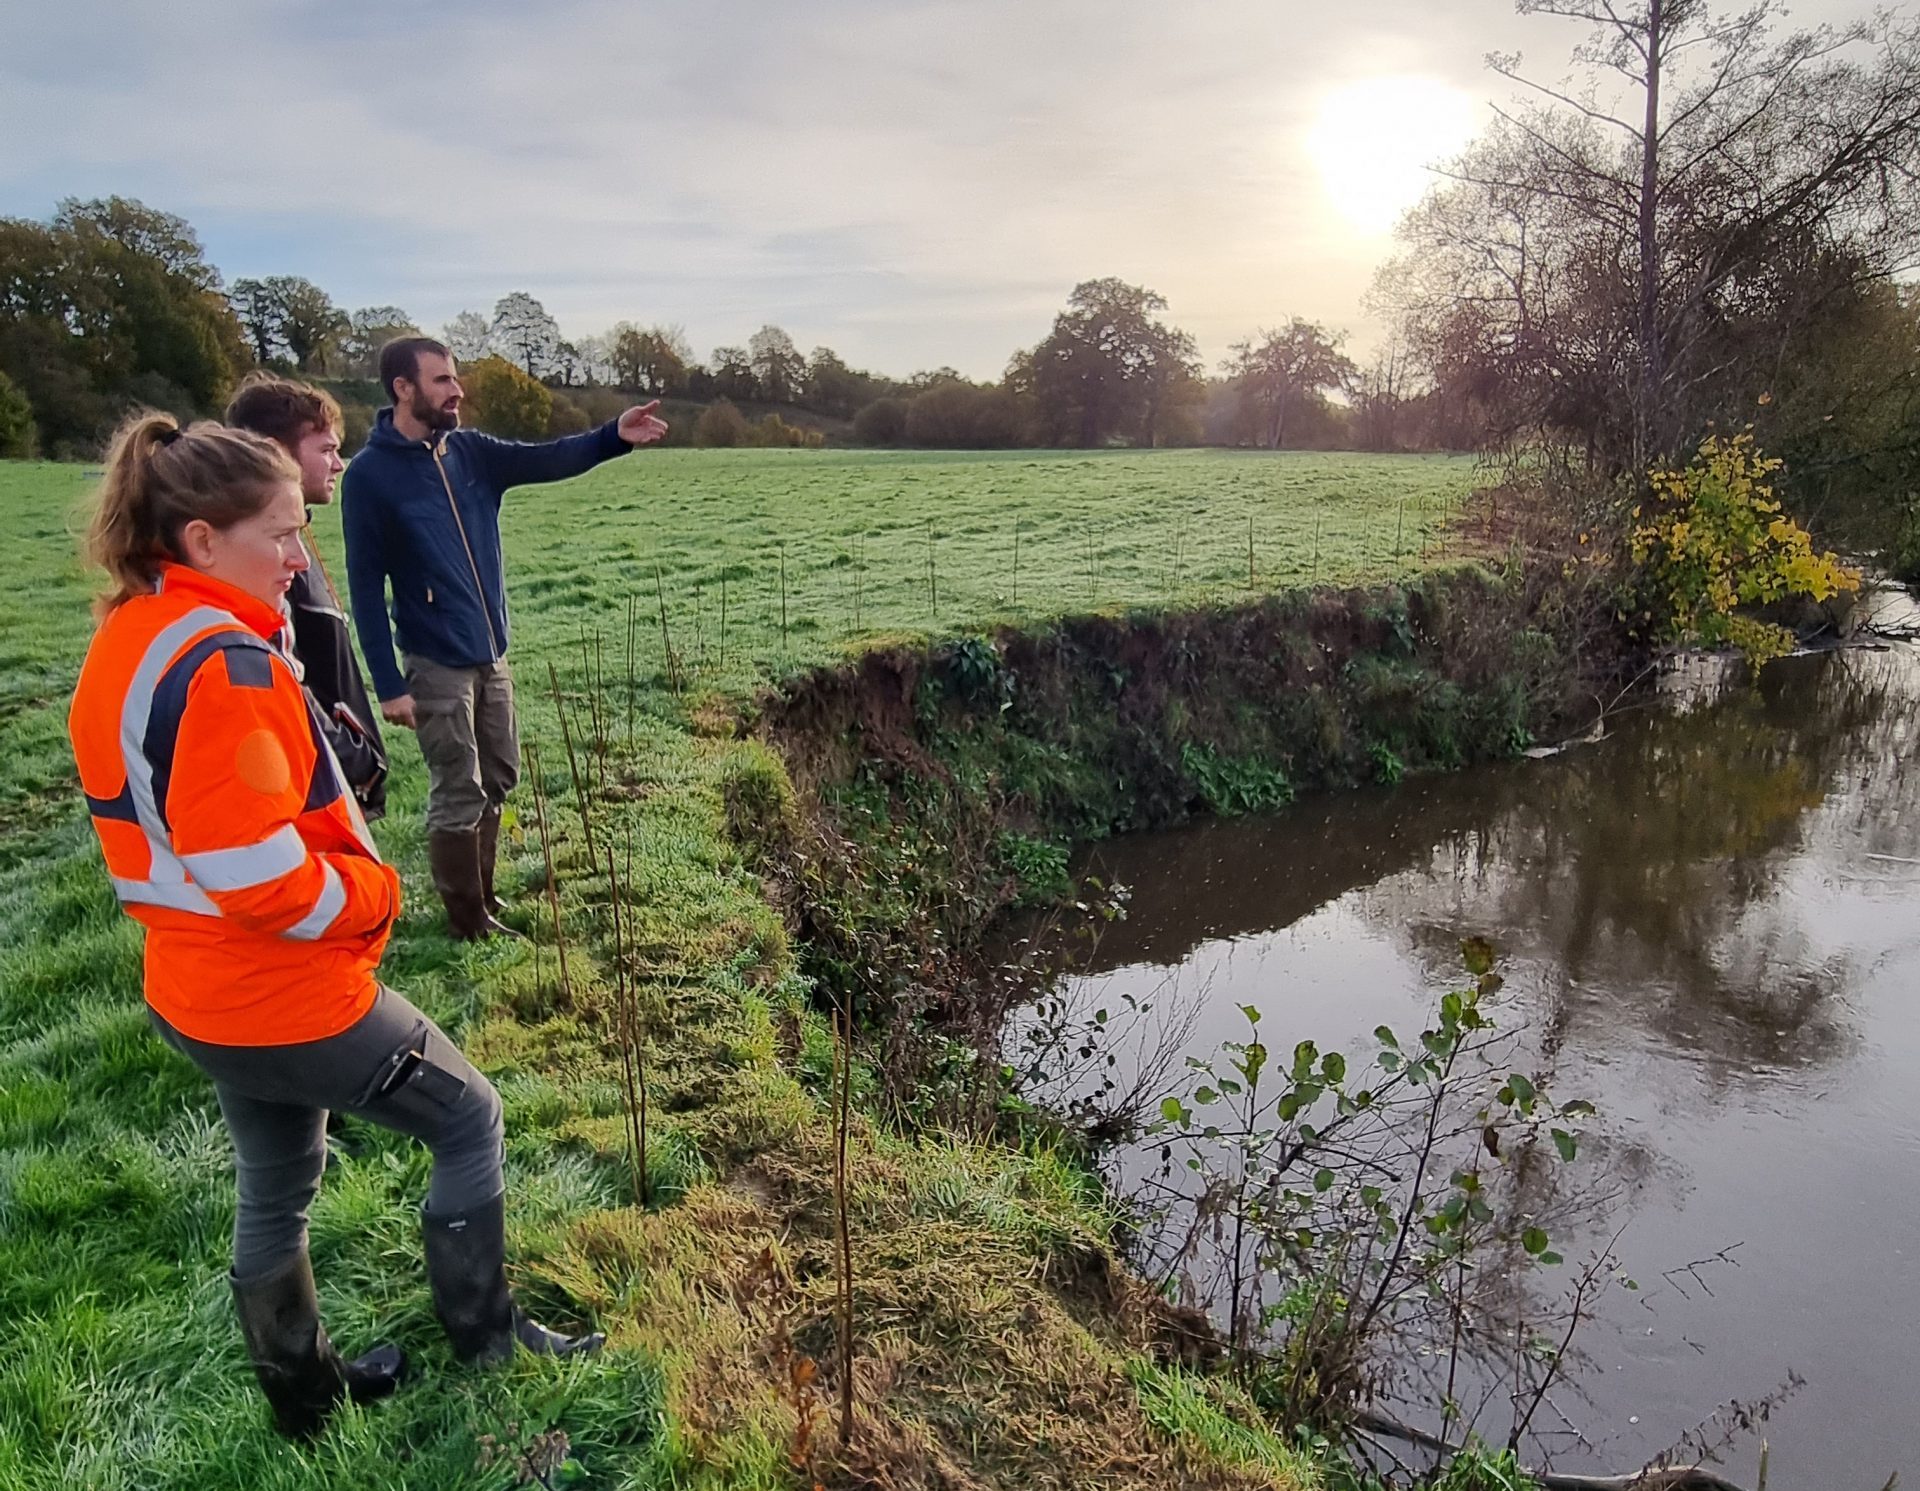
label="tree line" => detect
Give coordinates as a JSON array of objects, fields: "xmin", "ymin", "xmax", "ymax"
[{"xmin": 0, "ymin": 203, "xmax": 1443, "ymax": 460}]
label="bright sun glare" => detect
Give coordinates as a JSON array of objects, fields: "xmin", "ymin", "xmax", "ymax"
[{"xmin": 1307, "ymin": 77, "xmax": 1481, "ymax": 236}]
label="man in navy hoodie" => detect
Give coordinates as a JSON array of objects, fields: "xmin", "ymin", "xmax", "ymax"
[{"xmin": 342, "ymin": 337, "xmax": 667, "ymax": 939}]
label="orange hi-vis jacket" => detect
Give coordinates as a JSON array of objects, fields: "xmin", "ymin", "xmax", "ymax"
[{"xmin": 69, "ymin": 564, "xmax": 401, "ymax": 1046}]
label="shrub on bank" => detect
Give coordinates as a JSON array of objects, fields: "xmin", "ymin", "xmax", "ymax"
[{"xmin": 1628, "ymin": 432, "xmax": 1858, "ymax": 663}]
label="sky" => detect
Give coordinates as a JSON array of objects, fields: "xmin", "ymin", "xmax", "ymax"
[{"xmin": 0, "ymin": 0, "xmax": 1885, "ymax": 379}]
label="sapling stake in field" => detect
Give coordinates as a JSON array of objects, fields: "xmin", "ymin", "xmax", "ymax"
[{"xmin": 0, "ymin": 446, "xmax": 1470, "ymax": 1491}]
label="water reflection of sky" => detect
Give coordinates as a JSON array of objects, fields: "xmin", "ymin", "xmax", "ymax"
[{"xmin": 1043, "ymin": 642, "xmax": 1920, "ymax": 1485}]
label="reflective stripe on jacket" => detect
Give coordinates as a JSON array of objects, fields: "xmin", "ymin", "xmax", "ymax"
[{"xmin": 69, "ymin": 564, "xmax": 401, "ymax": 1046}]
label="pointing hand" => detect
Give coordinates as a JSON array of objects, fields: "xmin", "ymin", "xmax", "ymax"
[{"xmin": 618, "ymin": 400, "xmax": 669, "ymax": 446}]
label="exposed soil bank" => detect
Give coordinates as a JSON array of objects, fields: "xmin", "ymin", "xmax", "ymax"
[
  {"xmin": 699, "ymin": 562, "xmax": 1630, "ymax": 1485},
  {"xmin": 755, "ymin": 561, "xmax": 1628, "ymax": 1021}
]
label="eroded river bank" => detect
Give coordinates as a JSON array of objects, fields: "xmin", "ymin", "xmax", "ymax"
[{"xmin": 1023, "ymin": 622, "xmax": 1919, "ymax": 1485}]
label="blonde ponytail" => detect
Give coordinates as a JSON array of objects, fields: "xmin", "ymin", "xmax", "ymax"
[{"xmin": 85, "ymin": 411, "xmax": 298, "ymax": 615}]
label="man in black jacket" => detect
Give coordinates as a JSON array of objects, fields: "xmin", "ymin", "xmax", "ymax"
[
  {"xmin": 226, "ymin": 373, "xmax": 390, "ymax": 819},
  {"xmin": 342, "ymin": 337, "xmax": 667, "ymax": 939}
]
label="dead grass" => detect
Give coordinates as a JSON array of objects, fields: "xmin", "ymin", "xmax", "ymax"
[{"xmin": 536, "ymin": 1114, "xmax": 1312, "ymax": 1490}]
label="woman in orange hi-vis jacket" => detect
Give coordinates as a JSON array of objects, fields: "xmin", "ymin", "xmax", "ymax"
[{"xmin": 68, "ymin": 413, "xmax": 601, "ymax": 1442}]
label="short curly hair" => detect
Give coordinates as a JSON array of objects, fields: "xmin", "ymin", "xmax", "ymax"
[{"xmin": 224, "ymin": 372, "xmax": 343, "ymax": 451}]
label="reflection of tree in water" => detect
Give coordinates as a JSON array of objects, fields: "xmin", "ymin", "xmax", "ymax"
[
  {"xmin": 1029, "ymin": 647, "xmax": 1920, "ymax": 1471},
  {"xmin": 1376, "ymin": 647, "xmax": 1919, "ymax": 1081}
]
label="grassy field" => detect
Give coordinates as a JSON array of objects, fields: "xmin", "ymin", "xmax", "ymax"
[
  {"xmin": 485, "ymin": 447, "xmax": 1471, "ymax": 690},
  {"xmin": 0, "ymin": 447, "xmax": 1473, "ymax": 1489}
]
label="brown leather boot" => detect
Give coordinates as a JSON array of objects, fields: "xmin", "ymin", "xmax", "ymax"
[
  {"xmin": 476, "ymin": 805, "xmax": 507, "ymax": 916},
  {"xmin": 428, "ymin": 828, "xmax": 496, "ymax": 941}
]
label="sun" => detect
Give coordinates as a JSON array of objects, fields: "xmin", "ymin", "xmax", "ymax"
[{"xmin": 1306, "ymin": 77, "xmax": 1482, "ymax": 236}]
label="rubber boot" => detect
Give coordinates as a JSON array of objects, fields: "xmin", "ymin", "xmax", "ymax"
[
  {"xmin": 476, "ymin": 805, "xmax": 508, "ymax": 916},
  {"xmin": 427, "ymin": 828, "xmax": 509, "ymax": 941},
  {"xmin": 422, "ymin": 1195, "xmax": 605, "ymax": 1365},
  {"xmin": 474, "ymin": 807, "xmax": 525, "ymax": 939},
  {"xmin": 230, "ymin": 1252, "xmax": 405, "ymax": 1441}
]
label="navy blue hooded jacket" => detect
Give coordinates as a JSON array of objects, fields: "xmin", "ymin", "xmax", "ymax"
[{"xmin": 341, "ymin": 409, "xmax": 631, "ymax": 700}]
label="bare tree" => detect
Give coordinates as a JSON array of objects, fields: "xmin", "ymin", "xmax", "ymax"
[
  {"xmin": 1386, "ymin": 0, "xmax": 1920, "ymax": 476},
  {"xmin": 1352, "ymin": 338, "xmax": 1413, "ymax": 452},
  {"xmin": 747, "ymin": 325, "xmax": 805, "ymax": 405},
  {"xmin": 442, "ymin": 309, "xmax": 491, "ymax": 362},
  {"xmin": 489, "ymin": 291, "xmax": 562, "ymax": 379},
  {"xmin": 1223, "ymin": 320, "xmax": 1356, "ymax": 451},
  {"xmin": 342, "ymin": 305, "xmax": 419, "ymax": 378}
]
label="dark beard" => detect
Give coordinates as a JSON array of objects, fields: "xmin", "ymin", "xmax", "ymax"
[{"xmin": 410, "ymin": 388, "xmax": 459, "ymax": 433}]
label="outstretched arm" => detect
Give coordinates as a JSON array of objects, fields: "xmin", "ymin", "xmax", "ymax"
[{"xmin": 463, "ymin": 401, "xmax": 668, "ymax": 494}]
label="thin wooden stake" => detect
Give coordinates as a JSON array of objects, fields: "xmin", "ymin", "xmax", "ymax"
[
  {"xmin": 1011, "ymin": 525, "xmax": 1020, "ymax": 611},
  {"xmin": 834, "ymin": 990, "xmax": 856, "ymax": 1446},
  {"xmin": 719, "ymin": 566, "xmax": 728, "ymax": 666},
  {"xmin": 605, "ymin": 840, "xmax": 648, "ymax": 1208},
  {"xmin": 779, "ymin": 543, "xmax": 789, "ymax": 654},
  {"xmin": 625, "ymin": 593, "xmax": 637, "ymax": 752},
  {"xmin": 926, "ymin": 520, "xmax": 937, "ymax": 621},
  {"xmin": 654, "ymin": 564, "xmax": 680, "ymax": 694},
  {"xmin": 547, "ymin": 659, "xmax": 597, "ymax": 862},
  {"xmin": 1248, "ymin": 514, "xmax": 1256, "ymax": 589},
  {"xmin": 1311, "ymin": 512, "xmax": 1323, "ymax": 586},
  {"xmin": 595, "ymin": 628, "xmax": 607, "ymax": 763},
  {"xmin": 627, "ymin": 824, "xmax": 648, "ymax": 1207},
  {"xmin": 525, "ymin": 743, "xmax": 570, "ymax": 1006}
]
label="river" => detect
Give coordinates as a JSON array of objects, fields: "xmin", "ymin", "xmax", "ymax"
[{"xmin": 1022, "ymin": 600, "xmax": 1920, "ymax": 1486}]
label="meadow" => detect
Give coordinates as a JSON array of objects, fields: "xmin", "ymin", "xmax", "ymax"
[
  {"xmin": 471, "ymin": 446, "xmax": 1472, "ymax": 692},
  {"xmin": 0, "ymin": 447, "xmax": 1473, "ymax": 1490}
]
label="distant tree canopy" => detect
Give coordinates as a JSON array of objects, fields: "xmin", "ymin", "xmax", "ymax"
[
  {"xmin": 0, "ymin": 197, "xmax": 1376, "ymax": 460},
  {"xmin": 805, "ymin": 346, "xmax": 890, "ymax": 420},
  {"xmin": 1222, "ymin": 320, "xmax": 1356, "ymax": 451},
  {"xmin": 229, "ymin": 275, "xmax": 351, "ymax": 374},
  {"xmin": 10, "ymin": 95, "xmax": 1912, "ymax": 478},
  {"xmin": 459, "ymin": 355, "xmax": 552, "ymax": 440},
  {"xmin": 747, "ymin": 325, "xmax": 805, "ymax": 405},
  {"xmin": 710, "ymin": 345, "xmax": 758, "ymax": 403},
  {"xmin": 0, "ymin": 197, "xmax": 249, "ymax": 455},
  {"xmin": 608, "ymin": 322, "xmax": 692, "ymax": 396},
  {"xmin": 342, "ymin": 306, "xmax": 420, "ymax": 378},
  {"xmin": 442, "ymin": 309, "xmax": 491, "ymax": 363},
  {"xmin": 1025, "ymin": 277, "xmax": 1201, "ymax": 447}
]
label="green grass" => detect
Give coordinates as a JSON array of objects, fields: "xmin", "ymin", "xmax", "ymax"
[
  {"xmin": 0, "ymin": 447, "xmax": 1471, "ymax": 1489},
  {"xmin": 477, "ymin": 447, "xmax": 1470, "ymax": 691}
]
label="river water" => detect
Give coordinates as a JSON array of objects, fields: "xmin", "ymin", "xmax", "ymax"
[{"xmin": 1026, "ymin": 606, "xmax": 1920, "ymax": 1485}]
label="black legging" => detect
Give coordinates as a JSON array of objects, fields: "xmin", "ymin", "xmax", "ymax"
[{"xmin": 152, "ymin": 986, "xmax": 504, "ymax": 1282}]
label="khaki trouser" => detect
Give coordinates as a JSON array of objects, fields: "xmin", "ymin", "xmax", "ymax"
[{"xmin": 403, "ymin": 655, "xmax": 520, "ymax": 834}]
